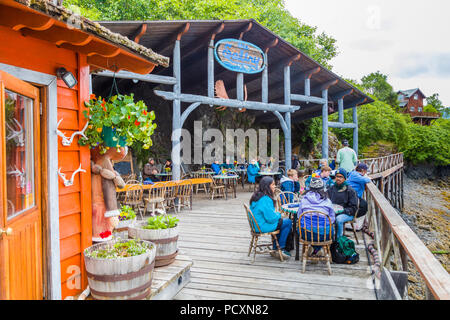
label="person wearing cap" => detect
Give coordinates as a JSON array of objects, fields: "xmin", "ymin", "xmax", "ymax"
[
  {"xmin": 297, "ymin": 177, "xmax": 335, "ymax": 255},
  {"xmin": 336, "ymin": 139, "xmax": 357, "ymax": 173},
  {"xmin": 327, "ymin": 167, "xmax": 359, "ymax": 238},
  {"xmin": 143, "ymin": 157, "xmax": 160, "ymax": 182},
  {"xmin": 347, "ymin": 163, "xmax": 371, "ymax": 217},
  {"xmin": 305, "ymin": 165, "xmax": 334, "ymax": 192}
]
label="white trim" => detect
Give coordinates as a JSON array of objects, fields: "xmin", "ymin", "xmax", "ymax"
[{"xmin": 0, "ymin": 63, "xmax": 61, "ymax": 300}]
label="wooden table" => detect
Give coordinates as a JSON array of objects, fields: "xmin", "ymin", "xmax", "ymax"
[
  {"xmin": 212, "ymin": 175, "xmax": 239, "ymax": 200},
  {"xmin": 155, "ymin": 172, "xmax": 172, "ymax": 181},
  {"xmin": 116, "ymin": 178, "xmax": 213, "ymax": 193},
  {"xmin": 230, "ymin": 169, "xmax": 246, "ymax": 189},
  {"xmin": 281, "ymin": 203, "xmax": 301, "ymax": 261}
]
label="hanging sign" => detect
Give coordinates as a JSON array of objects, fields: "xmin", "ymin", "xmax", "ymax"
[{"xmin": 214, "ymin": 39, "xmax": 265, "ymax": 74}]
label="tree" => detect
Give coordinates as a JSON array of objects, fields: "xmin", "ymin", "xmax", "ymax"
[
  {"xmin": 426, "ymin": 93, "xmax": 445, "ymax": 114},
  {"xmin": 63, "ymin": 0, "xmax": 338, "ymax": 67},
  {"xmin": 361, "ymin": 71, "xmax": 399, "ymax": 108}
]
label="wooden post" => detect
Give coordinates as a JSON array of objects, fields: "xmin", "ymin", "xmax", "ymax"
[{"xmin": 321, "ymin": 89, "xmax": 328, "ymax": 160}]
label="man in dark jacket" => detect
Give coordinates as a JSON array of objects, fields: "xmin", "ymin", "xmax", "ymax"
[{"xmin": 327, "ymin": 168, "xmax": 358, "ymax": 238}]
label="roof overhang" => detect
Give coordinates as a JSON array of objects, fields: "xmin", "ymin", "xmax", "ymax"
[{"xmin": 0, "ymin": 0, "xmax": 169, "ymax": 74}]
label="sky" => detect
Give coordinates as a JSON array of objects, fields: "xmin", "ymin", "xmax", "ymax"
[{"xmin": 284, "ymin": 0, "xmax": 450, "ymax": 107}]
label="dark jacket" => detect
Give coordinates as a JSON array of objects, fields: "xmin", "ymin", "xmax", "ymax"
[{"xmin": 327, "ymin": 183, "xmax": 358, "ymax": 217}]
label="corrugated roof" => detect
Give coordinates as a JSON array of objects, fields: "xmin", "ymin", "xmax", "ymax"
[{"xmin": 98, "ymin": 19, "xmax": 373, "ymax": 123}]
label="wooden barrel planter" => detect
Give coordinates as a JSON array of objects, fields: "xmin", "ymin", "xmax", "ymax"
[
  {"xmin": 83, "ymin": 239, "xmax": 156, "ymax": 300},
  {"xmin": 128, "ymin": 221, "xmax": 179, "ymax": 267},
  {"xmin": 113, "ymin": 218, "xmax": 136, "ymax": 239}
]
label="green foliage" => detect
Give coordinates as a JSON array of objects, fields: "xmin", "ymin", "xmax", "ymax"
[
  {"xmin": 119, "ymin": 205, "xmax": 136, "ymax": 221},
  {"xmin": 143, "ymin": 215, "xmax": 179, "ymax": 230},
  {"xmin": 78, "ymin": 93, "xmax": 157, "ymax": 154},
  {"xmin": 85, "ymin": 239, "xmax": 151, "ymax": 259},
  {"xmin": 360, "ymin": 71, "xmax": 399, "ymax": 108},
  {"xmin": 423, "ymin": 104, "xmax": 438, "ymax": 113},
  {"xmin": 426, "ymin": 93, "xmax": 445, "ymax": 114},
  {"xmin": 402, "ymin": 120, "xmax": 450, "ymax": 165},
  {"xmin": 63, "ymin": 0, "xmax": 337, "ymax": 67}
]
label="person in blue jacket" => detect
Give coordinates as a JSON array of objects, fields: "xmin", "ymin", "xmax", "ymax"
[
  {"xmin": 247, "ymin": 159, "xmax": 260, "ymax": 184},
  {"xmin": 221, "ymin": 158, "xmax": 234, "ymax": 170},
  {"xmin": 280, "ymin": 169, "xmax": 300, "ymax": 202},
  {"xmin": 347, "ymin": 163, "xmax": 371, "ymax": 217},
  {"xmin": 249, "ymin": 176, "xmax": 292, "ymax": 259},
  {"xmin": 305, "ymin": 166, "xmax": 334, "ymax": 191},
  {"xmin": 211, "ymin": 160, "xmax": 221, "ymax": 175}
]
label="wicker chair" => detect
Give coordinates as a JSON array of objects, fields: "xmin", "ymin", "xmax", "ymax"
[
  {"xmin": 209, "ymin": 175, "xmax": 226, "ymax": 200},
  {"xmin": 176, "ymin": 180, "xmax": 193, "ymax": 211},
  {"xmin": 343, "ymin": 198, "xmax": 360, "ymax": 244},
  {"xmin": 244, "ymin": 204, "xmax": 284, "ymax": 263},
  {"xmin": 144, "ymin": 182, "xmax": 166, "ymax": 216},
  {"xmin": 279, "ymin": 191, "xmax": 300, "ymax": 204},
  {"xmin": 123, "ymin": 184, "xmax": 144, "ymax": 219},
  {"xmin": 298, "ymin": 210, "xmax": 333, "ymax": 275},
  {"xmin": 164, "ymin": 181, "xmax": 179, "ymax": 213}
]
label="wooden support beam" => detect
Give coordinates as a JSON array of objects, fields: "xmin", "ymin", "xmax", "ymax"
[
  {"xmin": 238, "ymin": 21, "xmax": 253, "ymax": 40},
  {"xmin": 154, "ymin": 23, "xmax": 190, "ymax": 57},
  {"xmin": 311, "ymin": 79, "xmax": 338, "ymax": 95},
  {"xmin": 130, "ymin": 23, "xmax": 147, "ymax": 44}
]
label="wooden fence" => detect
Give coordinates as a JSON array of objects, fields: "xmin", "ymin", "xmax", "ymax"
[{"xmin": 363, "ymin": 153, "xmax": 450, "ymax": 300}]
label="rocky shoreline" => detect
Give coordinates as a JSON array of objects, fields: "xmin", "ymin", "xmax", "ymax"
[{"xmin": 400, "ymin": 173, "xmax": 449, "ymax": 300}]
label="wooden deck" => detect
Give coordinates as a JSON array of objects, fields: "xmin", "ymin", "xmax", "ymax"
[{"xmin": 172, "ymin": 190, "xmax": 377, "ymax": 300}]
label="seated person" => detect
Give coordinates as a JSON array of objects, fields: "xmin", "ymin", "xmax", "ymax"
[
  {"xmin": 249, "ymin": 176, "xmax": 292, "ymax": 259},
  {"xmin": 347, "ymin": 163, "xmax": 371, "ymax": 217},
  {"xmin": 221, "ymin": 158, "xmax": 234, "ymax": 170},
  {"xmin": 211, "ymin": 160, "xmax": 222, "ymax": 175},
  {"xmin": 297, "ymin": 178, "xmax": 335, "ymax": 255},
  {"xmin": 327, "ymin": 168, "xmax": 358, "ymax": 239},
  {"xmin": 163, "ymin": 159, "xmax": 172, "ymax": 172},
  {"xmin": 314, "ymin": 158, "xmax": 329, "ymax": 175},
  {"xmin": 143, "ymin": 157, "xmax": 160, "ymax": 182},
  {"xmin": 305, "ymin": 166, "xmax": 334, "ymax": 191},
  {"xmin": 247, "ymin": 159, "xmax": 261, "ymax": 184},
  {"xmin": 280, "ymin": 169, "xmax": 300, "ymax": 202}
]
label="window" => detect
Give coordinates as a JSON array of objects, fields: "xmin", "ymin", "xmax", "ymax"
[
  {"xmin": 410, "ymin": 107, "xmax": 415, "ymax": 112},
  {"xmin": 418, "ymin": 107, "xmax": 422, "ymax": 112},
  {"xmin": 414, "ymin": 94, "xmax": 418, "ymax": 100}
]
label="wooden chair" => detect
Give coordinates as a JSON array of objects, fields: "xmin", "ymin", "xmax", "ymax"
[
  {"xmin": 209, "ymin": 175, "xmax": 226, "ymax": 200},
  {"xmin": 244, "ymin": 204, "xmax": 284, "ymax": 263},
  {"xmin": 164, "ymin": 181, "xmax": 179, "ymax": 213},
  {"xmin": 343, "ymin": 198, "xmax": 360, "ymax": 244},
  {"xmin": 123, "ymin": 184, "xmax": 144, "ymax": 219},
  {"xmin": 192, "ymin": 171, "xmax": 208, "ymax": 194},
  {"xmin": 176, "ymin": 180, "xmax": 193, "ymax": 211},
  {"xmin": 144, "ymin": 182, "xmax": 166, "ymax": 216},
  {"xmin": 298, "ymin": 210, "xmax": 333, "ymax": 275},
  {"xmin": 125, "ymin": 179, "xmax": 140, "ymax": 185}
]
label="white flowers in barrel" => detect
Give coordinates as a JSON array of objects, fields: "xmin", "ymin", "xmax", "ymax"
[
  {"xmin": 128, "ymin": 215, "xmax": 179, "ymax": 267},
  {"xmin": 84, "ymin": 239, "xmax": 156, "ymax": 300}
]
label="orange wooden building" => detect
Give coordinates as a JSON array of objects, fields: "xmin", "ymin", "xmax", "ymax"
[{"xmin": 0, "ymin": 0, "xmax": 168, "ymax": 300}]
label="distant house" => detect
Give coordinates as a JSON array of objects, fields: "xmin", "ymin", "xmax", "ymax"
[{"xmin": 397, "ymin": 88, "xmax": 440, "ymax": 125}]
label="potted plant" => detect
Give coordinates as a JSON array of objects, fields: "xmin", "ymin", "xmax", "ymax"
[
  {"xmin": 128, "ymin": 215, "xmax": 179, "ymax": 267},
  {"xmin": 83, "ymin": 238, "xmax": 156, "ymax": 300},
  {"xmin": 78, "ymin": 93, "xmax": 157, "ymax": 154},
  {"xmin": 113, "ymin": 205, "xmax": 137, "ymax": 239}
]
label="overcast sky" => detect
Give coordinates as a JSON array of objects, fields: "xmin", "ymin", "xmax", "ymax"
[{"xmin": 285, "ymin": 0, "xmax": 450, "ymax": 106}]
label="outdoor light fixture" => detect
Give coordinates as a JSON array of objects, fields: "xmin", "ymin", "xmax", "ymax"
[{"xmin": 56, "ymin": 67, "xmax": 77, "ymax": 88}]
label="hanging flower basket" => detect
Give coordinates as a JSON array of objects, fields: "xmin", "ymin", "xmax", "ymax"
[{"xmin": 78, "ymin": 93, "xmax": 157, "ymax": 154}]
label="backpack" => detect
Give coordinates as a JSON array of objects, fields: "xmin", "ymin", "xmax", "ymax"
[{"xmin": 330, "ymin": 236, "xmax": 359, "ymax": 264}]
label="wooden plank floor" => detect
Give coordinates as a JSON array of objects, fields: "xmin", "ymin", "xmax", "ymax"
[{"xmin": 172, "ymin": 190, "xmax": 377, "ymax": 300}]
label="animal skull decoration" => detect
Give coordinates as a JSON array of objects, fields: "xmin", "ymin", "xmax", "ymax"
[
  {"xmin": 58, "ymin": 164, "xmax": 86, "ymax": 187},
  {"xmin": 6, "ymin": 118, "xmax": 24, "ymax": 147},
  {"xmin": 56, "ymin": 118, "xmax": 89, "ymax": 146}
]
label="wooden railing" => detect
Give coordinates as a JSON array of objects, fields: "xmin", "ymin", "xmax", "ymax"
[
  {"xmin": 407, "ymin": 111, "xmax": 440, "ymax": 119},
  {"xmin": 362, "ymin": 153, "xmax": 450, "ymax": 300}
]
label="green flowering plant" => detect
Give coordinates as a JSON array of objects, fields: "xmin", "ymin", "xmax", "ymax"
[
  {"xmin": 78, "ymin": 93, "xmax": 157, "ymax": 154},
  {"xmin": 143, "ymin": 215, "xmax": 179, "ymax": 230},
  {"xmin": 119, "ymin": 205, "xmax": 136, "ymax": 221},
  {"xmin": 85, "ymin": 239, "xmax": 151, "ymax": 259}
]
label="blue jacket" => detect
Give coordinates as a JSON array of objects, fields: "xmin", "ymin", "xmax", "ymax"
[
  {"xmin": 247, "ymin": 164, "xmax": 260, "ymax": 183},
  {"xmin": 249, "ymin": 195, "xmax": 281, "ymax": 233},
  {"xmin": 305, "ymin": 175, "xmax": 334, "ymax": 191},
  {"xmin": 297, "ymin": 192, "xmax": 335, "ymax": 235},
  {"xmin": 221, "ymin": 163, "xmax": 234, "ymax": 170},
  {"xmin": 211, "ymin": 163, "xmax": 221, "ymax": 175},
  {"xmin": 280, "ymin": 176, "xmax": 300, "ymax": 202},
  {"xmin": 347, "ymin": 171, "xmax": 371, "ymax": 198}
]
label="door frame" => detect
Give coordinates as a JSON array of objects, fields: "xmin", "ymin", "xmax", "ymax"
[{"xmin": 0, "ymin": 63, "xmax": 61, "ymax": 300}]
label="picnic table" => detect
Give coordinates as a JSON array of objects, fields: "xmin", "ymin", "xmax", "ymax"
[
  {"xmin": 155, "ymin": 172, "xmax": 172, "ymax": 181},
  {"xmin": 212, "ymin": 174, "xmax": 239, "ymax": 200},
  {"xmin": 116, "ymin": 178, "xmax": 212, "ymax": 192}
]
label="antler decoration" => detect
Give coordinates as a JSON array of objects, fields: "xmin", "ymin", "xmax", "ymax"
[
  {"xmin": 7, "ymin": 166, "xmax": 26, "ymax": 188},
  {"xmin": 58, "ymin": 164, "xmax": 86, "ymax": 187},
  {"xmin": 56, "ymin": 118, "xmax": 89, "ymax": 146},
  {"xmin": 6, "ymin": 118, "xmax": 24, "ymax": 146},
  {"xmin": 215, "ymin": 80, "xmax": 247, "ymax": 112}
]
